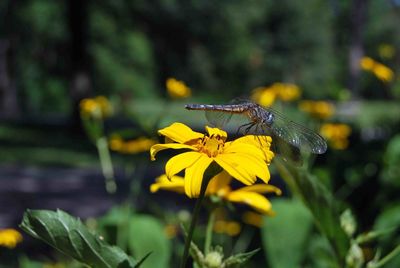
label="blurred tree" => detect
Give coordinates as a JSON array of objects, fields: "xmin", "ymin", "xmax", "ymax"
[
  {"xmin": 258, "ymin": 0, "xmax": 336, "ymax": 98},
  {"xmin": 15, "ymin": 0, "xmax": 70, "ymax": 115},
  {"xmin": 0, "ymin": 0, "xmax": 19, "ymax": 119},
  {"xmin": 347, "ymin": 0, "xmax": 368, "ymax": 95},
  {"xmin": 68, "ymin": 0, "xmax": 92, "ymax": 129},
  {"xmin": 89, "ymin": 1, "xmax": 158, "ymax": 100}
]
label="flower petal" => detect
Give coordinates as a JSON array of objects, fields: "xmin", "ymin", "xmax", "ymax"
[
  {"xmin": 216, "ymin": 152, "xmax": 269, "ymax": 184},
  {"xmin": 233, "ymin": 135, "xmax": 272, "ymax": 148},
  {"xmin": 226, "ymin": 191, "xmax": 273, "ymax": 215},
  {"xmin": 226, "ymin": 138, "xmax": 274, "ymax": 163},
  {"xmin": 184, "ymin": 155, "xmax": 213, "ymax": 198},
  {"xmin": 150, "ymin": 143, "xmax": 195, "ymax": 161},
  {"xmin": 214, "ymin": 156, "xmax": 256, "ymax": 185},
  {"xmin": 158, "ymin": 123, "xmax": 203, "ymax": 144},
  {"xmin": 205, "ymin": 126, "xmax": 228, "ymax": 140},
  {"xmin": 206, "ymin": 171, "xmax": 232, "ymax": 195},
  {"xmin": 150, "ymin": 174, "xmax": 185, "ymax": 193},
  {"xmin": 165, "ymin": 151, "xmax": 202, "ymax": 178},
  {"xmin": 238, "ymin": 184, "xmax": 282, "ymax": 195}
]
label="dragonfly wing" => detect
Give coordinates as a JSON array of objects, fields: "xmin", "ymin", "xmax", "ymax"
[
  {"xmin": 271, "ymin": 134, "xmax": 303, "ymax": 165},
  {"xmin": 205, "ymin": 110, "xmax": 233, "ymax": 128},
  {"xmin": 267, "ymin": 109, "xmax": 327, "ymax": 154}
]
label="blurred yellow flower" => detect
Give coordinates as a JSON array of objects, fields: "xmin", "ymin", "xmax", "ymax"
[
  {"xmin": 320, "ymin": 123, "xmax": 351, "ymax": 150},
  {"xmin": 378, "ymin": 44, "xmax": 395, "ymax": 59},
  {"xmin": 373, "ymin": 64, "xmax": 394, "ymax": 82},
  {"xmin": 299, "ymin": 100, "xmax": 335, "ymax": 119},
  {"xmin": 251, "ymin": 87, "xmax": 276, "ymax": 107},
  {"xmin": 166, "ymin": 78, "xmax": 192, "ymax": 99},
  {"xmin": 0, "ymin": 228, "xmax": 23, "ymax": 249},
  {"xmin": 109, "ymin": 135, "xmax": 156, "ymax": 154},
  {"xmin": 360, "ymin": 57, "xmax": 375, "ymax": 71},
  {"xmin": 150, "ymin": 123, "xmax": 274, "ymax": 198},
  {"xmin": 360, "ymin": 57, "xmax": 394, "ymax": 83},
  {"xmin": 207, "ymin": 171, "xmax": 281, "ymax": 215},
  {"xmin": 164, "ymin": 224, "xmax": 179, "ymax": 239},
  {"xmin": 150, "ymin": 171, "xmax": 281, "ymax": 215},
  {"xmin": 273, "ymin": 83, "xmax": 301, "ymax": 101},
  {"xmin": 251, "ymin": 83, "xmax": 301, "ymax": 107},
  {"xmin": 214, "ymin": 220, "xmax": 242, "ymax": 236},
  {"xmin": 150, "ymin": 174, "xmax": 185, "ymax": 194},
  {"xmin": 80, "ymin": 96, "xmax": 112, "ymax": 118},
  {"xmin": 242, "ymin": 211, "xmax": 265, "ymax": 228}
]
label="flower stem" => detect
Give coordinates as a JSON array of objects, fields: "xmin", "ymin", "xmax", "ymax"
[
  {"xmin": 204, "ymin": 208, "xmax": 216, "ymax": 254},
  {"xmin": 180, "ymin": 174, "xmax": 211, "ymax": 268},
  {"xmin": 96, "ymin": 136, "xmax": 117, "ymax": 193},
  {"xmin": 368, "ymin": 244, "xmax": 400, "ymax": 268}
]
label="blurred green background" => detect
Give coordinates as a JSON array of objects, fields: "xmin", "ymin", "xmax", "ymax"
[{"xmin": 1, "ymin": 0, "xmax": 400, "ymax": 267}]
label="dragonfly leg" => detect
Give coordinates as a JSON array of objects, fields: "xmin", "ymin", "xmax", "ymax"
[
  {"xmin": 244, "ymin": 123, "xmax": 256, "ymax": 134},
  {"xmin": 237, "ymin": 122, "xmax": 254, "ymax": 136}
]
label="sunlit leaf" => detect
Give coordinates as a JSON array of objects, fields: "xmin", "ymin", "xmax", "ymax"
[
  {"xmin": 261, "ymin": 199, "xmax": 313, "ymax": 268},
  {"xmin": 128, "ymin": 215, "xmax": 171, "ymax": 268},
  {"xmin": 20, "ymin": 209, "xmax": 138, "ymax": 268},
  {"xmin": 275, "ymin": 159, "xmax": 350, "ymax": 265}
]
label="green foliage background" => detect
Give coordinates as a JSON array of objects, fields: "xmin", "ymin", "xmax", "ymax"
[{"xmin": 2, "ymin": 0, "xmax": 400, "ymax": 267}]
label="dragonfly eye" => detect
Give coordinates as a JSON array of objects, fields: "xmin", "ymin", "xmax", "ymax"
[{"xmin": 267, "ymin": 113, "xmax": 274, "ymax": 124}]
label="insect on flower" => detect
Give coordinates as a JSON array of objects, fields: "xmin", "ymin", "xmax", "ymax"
[{"xmin": 185, "ymin": 100, "xmax": 327, "ymax": 163}]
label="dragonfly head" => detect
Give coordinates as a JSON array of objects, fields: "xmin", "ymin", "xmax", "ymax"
[{"xmin": 263, "ymin": 112, "xmax": 274, "ymax": 125}]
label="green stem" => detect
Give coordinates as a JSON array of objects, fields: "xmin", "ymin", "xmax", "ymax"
[
  {"xmin": 274, "ymin": 158, "xmax": 300, "ymax": 198},
  {"xmin": 204, "ymin": 208, "xmax": 216, "ymax": 254},
  {"xmin": 180, "ymin": 176, "xmax": 210, "ymax": 268},
  {"xmin": 232, "ymin": 225, "xmax": 255, "ymax": 253},
  {"xmin": 368, "ymin": 244, "xmax": 400, "ymax": 268},
  {"xmin": 96, "ymin": 136, "xmax": 117, "ymax": 193}
]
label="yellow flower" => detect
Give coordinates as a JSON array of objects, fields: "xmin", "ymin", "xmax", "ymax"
[
  {"xmin": 110, "ymin": 135, "xmax": 156, "ymax": 154},
  {"xmin": 207, "ymin": 171, "xmax": 281, "ymax": 215},
  {"xmin": 360, "ymin": 56, "xmax": 394, "ymax": 83},
  {"xmin": 251, "ymin": 83, "xmax": 301, "ymax": 107},
  {"xmin": 360, "ymin": 57, "xmax": 375, "ymax": 71},
  {"xmin": 150, "ymin": 123, "xmax": 274, "ymax": 198},
  {"xmin": 150, "ymin": 174, "xmax": 185, "ymax": 194},
  {"xmin": 0, "ymin": 228, "xmax": 23, "ymax": 249},
  {"xmin": 251, "ymin": 87, "xmax": 277, "ymax": 107},
  {"xmin": 166, "ymin": 78, "xmax": 192, "ymax": 99},
  {"xmin": 320, "ymin": 123, "xmax": 351, "ymax": 150},
  {"xmin": 299, "ymin": 100, "xmax": 335, "ymax": 119},
  {"xmin": 214, "ymin": 220, "xmax": 242, "ymax": 236},
  {"xmin": 373, "ymin": 63, "xmax": 394, "ymax": 82},
  {"xmin": 242, "ymin": 211, "xmax": 265, "ymax": 228},
  {"xmin": 150, "ymin": 171, "xmax": 281, "ymax": 215},
  {"xmin": 273, "ymin": 83, "xmax": 301, "ymax": 101},
  {"xmin": 80, "ymin": 96, "xmax": 112, "ymax": 118},
  {"xmin": 164, "ymin": 224, "xmax": 179, "ymax": 239}
]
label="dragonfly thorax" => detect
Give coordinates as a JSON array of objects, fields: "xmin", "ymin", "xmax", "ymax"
[{"xmin": 248, "ymin": 104, "xmax": 274, "ymax": 126}]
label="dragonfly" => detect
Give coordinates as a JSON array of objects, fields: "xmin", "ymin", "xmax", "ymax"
[{"xmin": 185, "ymin": 100, "xmax": 327, "ymax": 162}]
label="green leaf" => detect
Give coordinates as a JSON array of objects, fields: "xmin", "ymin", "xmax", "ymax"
[
  {"xmin": 20, "ymin": 209, "xmax": 137, "ymax": 268},
  {"xmin": 275, "ymin": 160, "xmax": 350, "ymax": 265},
  {"xmin": 224, "ymin": 248, "xmax": 260, "ymax": 267},
  {"xmin": 261, "ymin": 199, "xmax": 313, "ymax": 268},
  {"xmin": 128, "ymin": 215, "xmax": 171, "ymax": 268},
  {"xmin": 308, "ymin": 235, "xmax": 341, "ymax": 268}
]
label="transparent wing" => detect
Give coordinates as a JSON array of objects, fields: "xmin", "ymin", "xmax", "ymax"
[
  {"xmin": 204, "ymin": 99, "xmax": 250, "ymax": 128},
  {"xmin": 205, "ymin": 110, "xmax": 233, "ymax": 128},
  {"xmin": 265, "ymin": 108, "xmax": 327, "ymax": 154}
]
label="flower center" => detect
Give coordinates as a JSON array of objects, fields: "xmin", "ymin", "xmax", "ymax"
[{"xmin": 197, "ymin": 134, "xmax": 225, "ymax": 157}]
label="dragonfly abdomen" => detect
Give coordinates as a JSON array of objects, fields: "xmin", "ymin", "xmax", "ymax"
[{"xmin": 185, "ymin": 104, "xmax": 247, "ymax": 113}]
